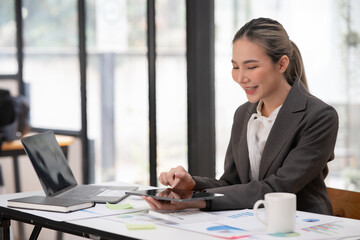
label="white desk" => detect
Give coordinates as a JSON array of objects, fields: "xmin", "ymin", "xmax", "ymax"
[
  {"xmin": 0, "ymin": 189, "xmax": 218, "ymax": 240},
  {"xmin": 70, "ymin": 217, "xmax": 215, "ymax": 240},
  {"xmin": 1, "ymin": 188, "xmax": 360, "ymax": 240}
]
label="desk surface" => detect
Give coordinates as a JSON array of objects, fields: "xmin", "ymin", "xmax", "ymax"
[
  {"xmin": 0, "ymin": 187, "xmax": 360, "ymax": 240},
  {"xmin": 1, "ymin": 133, "xmax": 75, "ymax": 152},
  {"xmin": 0, "ymin": 189, "xmax": 216, "ymax": 240}
]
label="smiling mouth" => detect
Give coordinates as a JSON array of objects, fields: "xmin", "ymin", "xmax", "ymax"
[
  {"xmin": 245, "ymin": 86, "xmax": 258, "ymax": 90},
  {"xmin": 244, "ymin": 86, "xmax": 258, "ymax": 94}
]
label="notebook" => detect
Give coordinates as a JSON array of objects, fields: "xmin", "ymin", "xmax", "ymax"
[
  {"xmin": 21, "ymin": 131, "xmax": 138, "ymax": 204},
  {"xmin": 8, "ymin": 195, "xmax": 95, "ymax": 213}
]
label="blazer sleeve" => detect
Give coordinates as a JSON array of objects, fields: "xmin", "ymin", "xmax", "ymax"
[{"xmin": 196, "ymin": 102, "xmax": 339, "ymax": 211}]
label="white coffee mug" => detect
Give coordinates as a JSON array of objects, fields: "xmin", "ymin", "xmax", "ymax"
[{"xmin": 253, "ymin": 192, "xmax": 296, "ymax": 233}]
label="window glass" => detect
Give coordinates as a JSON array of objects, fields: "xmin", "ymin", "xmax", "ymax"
[
  {"xmin": 0, "ymin": 0, "xmax": 17, "ymax": 74},
  {"xmin": 22, "ymin": 0, "xmax": 80, "ymax": 130},
  {"xmin": 215, "ymin": 0, "xmax": 360, "ymax": 191},
  {"xmin": 155, "ymin": 0, "xmax": 187, "ymax": 183},
  {"xmin": 86, "ymin": 0, "xmax": 149, "ymax": 184}
]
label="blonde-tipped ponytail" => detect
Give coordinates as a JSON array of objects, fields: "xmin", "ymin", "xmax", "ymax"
[{"xmin": 286, "ymin": 41, "xmax": 308, "ymax": 90}]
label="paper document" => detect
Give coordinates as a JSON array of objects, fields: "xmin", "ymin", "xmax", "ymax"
[{"xmin": 161, "ymin": 209, "xmax": 360, "ymax": 240}]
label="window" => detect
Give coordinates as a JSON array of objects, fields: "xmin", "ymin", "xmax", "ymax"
[
  {"xmin": 22, "ymin": 0, "xmax": 81, "ymax": 131},
  {"xmin": 86, "ymin": 0, "xmax": 187, "ymax": 185},
  {"xmin": 155, "ymin": 0, "xmax": 187, "ymax": 181},
  {"xmin": 5, "ymin": 0, "xmax": 192, "ymax": 187},
  {"xmin": 0, "ymin": 0, "xmax": 17, "ymax": 75},
  {"xmin": 86, "ymin": 0, "xmax": 149, "ymax": 183}
]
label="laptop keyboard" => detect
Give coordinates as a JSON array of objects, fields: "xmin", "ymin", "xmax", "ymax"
[{"xmin": 57, "ymin": 185, "xmax": 105, "ymax": 199}]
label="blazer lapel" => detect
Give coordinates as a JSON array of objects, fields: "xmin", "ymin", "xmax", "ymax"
[
  {"xmin": 237, "ymin": 102, "xmax": 257, "ymax": 183},
  {"xmin": 258, "ymin": 80, "xmax": 308, "ymax": 180}
]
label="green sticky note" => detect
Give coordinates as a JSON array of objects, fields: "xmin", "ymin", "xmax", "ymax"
[
  {"xmin": 126, "ymin": 223, "xmax": 156, "ymax": 230},
  {"xmin": 106, "ymin": 202, "xmax": 133, "ymax": 210}
]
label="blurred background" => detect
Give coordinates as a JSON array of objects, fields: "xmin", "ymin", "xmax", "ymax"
[{"xmin": 0, "ymin": 0, "xmax": 359, "ymax": 239}]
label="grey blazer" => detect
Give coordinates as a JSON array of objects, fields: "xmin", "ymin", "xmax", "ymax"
[{"xmin": 193, "ymin": 79, "xmax": 339, "ymax": 215}]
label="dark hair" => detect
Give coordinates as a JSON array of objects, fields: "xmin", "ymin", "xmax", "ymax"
[{"xmin": 233, "ymin": 18, "xmax": 308, "ymax": 91}]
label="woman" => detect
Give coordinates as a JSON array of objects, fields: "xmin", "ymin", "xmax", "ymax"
[{"xmin": 143, "ymin": 18, "xmax": 338, "ymax": 215}]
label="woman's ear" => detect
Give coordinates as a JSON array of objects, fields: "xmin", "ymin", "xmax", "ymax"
[{"xmin": 277, "ymin": 55, "xmax": 289, "ymax": 73}]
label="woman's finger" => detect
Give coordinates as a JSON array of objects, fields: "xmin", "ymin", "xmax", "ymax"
[
  {"xmin": 159, "ymin": 172, "xmax": 170, "ymax": 186},
  {"xmin": 142, "ymin": 196, "xmax": 158, "ymax": 210},
  {"xmin": 165, "ymin": 170, "xmax": 176, "ymax": 187},
  {"xmin": 171, "ymin": 177, "xmax": 181, "ymax": 189},
  {"xmin": 146, "ymin": 197, "xmax": 166, "ymax": 209}
]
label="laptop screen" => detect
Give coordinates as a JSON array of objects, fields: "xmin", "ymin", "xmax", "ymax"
[{"xmin": 21, "ymin": 131, "xmax": 77, "ymax": 196}]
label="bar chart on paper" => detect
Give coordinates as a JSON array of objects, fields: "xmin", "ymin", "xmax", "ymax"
[
  {"xmin": 227, "ymin": 211, "xmax": 254, "ymax": 218},
  {"xmin": 302, "ymin": 222, "xmax": 344, "ymax": 236}
]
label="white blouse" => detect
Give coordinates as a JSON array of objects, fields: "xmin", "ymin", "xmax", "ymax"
[{"xmin": 247, "ymin": 101, "xmax": 282, "ymax": 180}]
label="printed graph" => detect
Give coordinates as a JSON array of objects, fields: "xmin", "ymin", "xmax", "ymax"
[
  {"xmin": 228, "ymin": 211, "xmax": 254, "ymax": 218},
  {"xmin": 302, "ymin": 222, "xmax": 344, "ymax": 236},
  {"xmin": 207, "ymin": 225, "xmax": 246, "ymax": 233}
]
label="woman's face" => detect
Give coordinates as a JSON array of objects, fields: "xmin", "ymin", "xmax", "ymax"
[{"xmin": 231, "ymin": 38, "xmax": 285, "ymax": 104}]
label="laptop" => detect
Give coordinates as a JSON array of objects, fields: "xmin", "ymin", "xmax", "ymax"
[{"xmin": 21, "ymin": 131, "xmax": 138, "ymax": 204}]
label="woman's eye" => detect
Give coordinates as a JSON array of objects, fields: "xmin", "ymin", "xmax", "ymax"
[
  {"xmin": 248, "ymin": 66, "xmax": 258, "ymax": 70},
  {"xmin": 232, "ymin": 66, "xmax": 239, "ymax": 69}
]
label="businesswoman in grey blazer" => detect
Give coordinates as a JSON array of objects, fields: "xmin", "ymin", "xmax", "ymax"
[{"xmin": 143, "ymin": 18, "xmax": 339, "ymax": 215}]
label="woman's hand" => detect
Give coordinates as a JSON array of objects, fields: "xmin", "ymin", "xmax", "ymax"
[
  {"xmin": 158, "ymin": 166, "xmax": 195, "ymax": 190},
  {"xmin": 142, "ymin": 196, "xmax": 206, "ymax": 210},
  {"xmin": 143, "ymin": 166, "xmax": 201, "ymax": 210}
]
